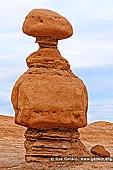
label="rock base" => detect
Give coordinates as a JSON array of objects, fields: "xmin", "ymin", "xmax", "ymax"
[{"xmin": 24, "ymin": 128, "xmax": 90, "ymax": 162}]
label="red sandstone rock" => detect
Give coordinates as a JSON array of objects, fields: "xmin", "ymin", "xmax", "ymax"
[
  {"xmin": 22, "ymin": 9, "xmax": 73, "ymax": 40},
  {"xmin": 90, "ymin": 145, "xmax": 110, "ymax": 157},
  {"xmin": 12, "ymin": 66, "xmax": 88, "ymax": 129},
  {"xmin": 11, "ymin": 9, "xmax": 89, "ymax": 162},
  {"xmin": 11, "ymin": 9, "xmax": 88, "ymax": 130},
  {"xmin": 24, "ymin": 128, "xmax": 89, "ymax": 162},
  {"xmin": 0, "ymin": 116, "xmax": 113, "ymax": 169}
]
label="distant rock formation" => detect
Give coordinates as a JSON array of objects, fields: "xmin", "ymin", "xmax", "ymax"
[{"xmin": 11, "ymin": 9, "xmax": 89, "ymax": 162}]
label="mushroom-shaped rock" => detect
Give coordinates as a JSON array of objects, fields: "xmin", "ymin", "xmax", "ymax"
[
  {"xmin": 11, "ymin": 9, "xmax": 89, "ymax": 162},
  {"xmin": 12, "ymin": 9, "xmax": 88, "ymax": 130},
  {"xmin": 22, "ymin": 9, "xmax": 73, "ymax": 40}
]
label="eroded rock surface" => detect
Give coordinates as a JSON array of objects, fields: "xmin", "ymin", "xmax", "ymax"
[
  {"xmin": 24, "ymin": 128, "xmax": 89, "ymax": 162},
  {"xmin": 11, "ymin": 8, "xmax": 88, "ymax": 130},
  {"xmin": 22, "ymin": 9, "xmax": 73, "ymax": 39},
  {"xmin": 12, "ymin": 66, "xmax": 88, "ymax": 129},
  {"xmin": 0, "ymin": 116, "xmax": 113, "ymax": 169},
  {"xmin": 11, "ymin": 9, "xmax": 89, "ymax": 162},
  {"xmin": 90, "ymin": 145, "xmax": 110, "ymax": 157}
]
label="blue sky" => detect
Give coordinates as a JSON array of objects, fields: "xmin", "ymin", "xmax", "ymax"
[{"xmin": 0, "ymin": 0, "xmax": 113, "ymax": 123}]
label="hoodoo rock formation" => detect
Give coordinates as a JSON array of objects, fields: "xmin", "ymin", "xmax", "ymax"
[{"xmin": 11, "ymin": 9, "xmax": 89, "ymax": 162}]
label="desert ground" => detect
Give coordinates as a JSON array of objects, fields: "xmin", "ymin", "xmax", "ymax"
[{"xmin": 0, "ymin": 115, "xmax": 113, "ymax": 170}]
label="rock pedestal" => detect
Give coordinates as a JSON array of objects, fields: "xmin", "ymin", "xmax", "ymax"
[
  {"xmin": 24, "ymin": 128, "xmax": 89, "ymax": 162},
  {"xmin": 11, "ymin": 9, "xmax": 89, "ymax": 162}
]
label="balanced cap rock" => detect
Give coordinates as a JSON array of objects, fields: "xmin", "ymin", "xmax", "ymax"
[
  {"xmin": 11, "ymin": 9, "xmax": 89, "ymax": 162},
  {"xmin": 22, "ymin": 9, "xmax": 73, "ymax": 40}
]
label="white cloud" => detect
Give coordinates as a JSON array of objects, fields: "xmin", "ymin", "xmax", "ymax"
[
  {"xmin": 59, "ymin": 35, "xmax": 113, "ymax": 68},
  {"xmin": 85, "ymin": 8, "xmax": 113, "ymax": 21},
  {"xmin": 0, "ymin": 0, "xmax": 51, "ymax": 33},
  {"xmin": 88, "ymin": 99, "xmax": 113, "ymax": 123}
]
